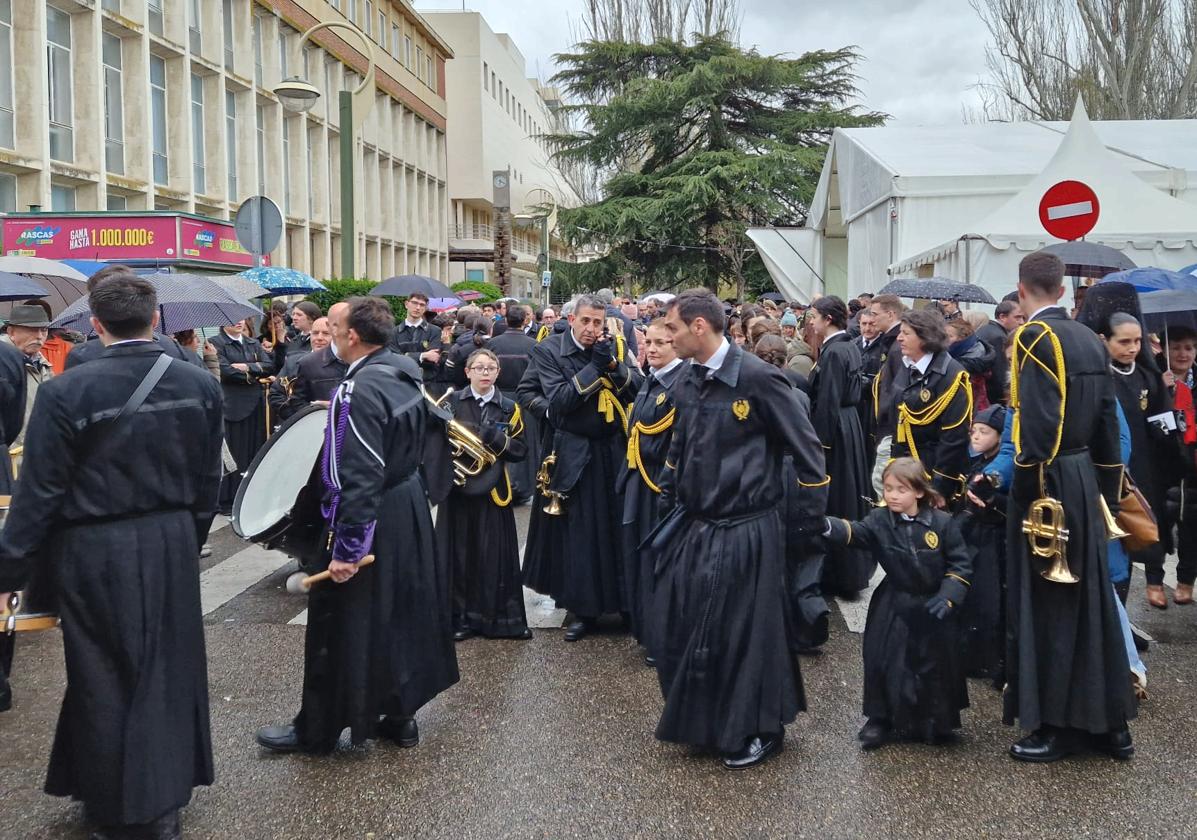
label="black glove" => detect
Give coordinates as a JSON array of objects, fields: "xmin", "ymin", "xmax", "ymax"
[
  {"xmin": 480, "ymin": 423, "xmax": 505, "ymax": 450},
  {"xmin": 926, "ymin": 594, "xmax": 953, "ymax": 620},
  {"xmin": 591, "ymin": 337, "xmax": 614, "ymax": 370},
  {"xmin": 969, "ymin": 473, "xmax": 997, "ymax": 506}
]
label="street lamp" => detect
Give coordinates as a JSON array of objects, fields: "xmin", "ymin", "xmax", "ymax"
[{"xmin": 274, "ymin": 21, "xmax": 375, "ymax": 280}]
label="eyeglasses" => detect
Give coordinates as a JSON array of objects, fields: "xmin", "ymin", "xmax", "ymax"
[{"xmin": 469, "ymin": 365, "xmax": 499, "ymax": 374}]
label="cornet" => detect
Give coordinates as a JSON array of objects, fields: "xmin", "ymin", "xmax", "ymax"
[
  {"xmin": 1023, "ymin": 496, "xmax": 1078, "ymax": 584},
  {"xmin": 426, "ymin": 393, "xmax": 497, "ymax": 487},
  {"xmin": 536, "ymin": 452, "xmax": 566, "ymax": 515}
]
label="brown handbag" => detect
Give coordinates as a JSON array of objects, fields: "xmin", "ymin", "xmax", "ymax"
[{"xmin": 1117, "ymin": 477, "xmax": 1159, "ymax": 552}]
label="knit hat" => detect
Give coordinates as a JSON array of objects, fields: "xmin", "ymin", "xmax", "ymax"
[
  {"xmin": 974, "ymin": 404, "xmax": 1007, "ymax": 433},
  {"xmin": 780, "ymin": 311, "xmax": 799, "ymax": 328}
]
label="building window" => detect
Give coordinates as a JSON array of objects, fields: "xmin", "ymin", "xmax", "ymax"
[
  {"xmin": 150, "ymin": 56, "xmax": 168, "ymax": 185},
  {"xmin": 147, "ymin": 0, "xmax": 163, "ymax": 36},
  {"xmin": 0, "ymin": 171, "xmax": 14, "ymax": 212},
  {"xmin": 226, "ymin": 90, "xmax": 237, "ymax": 199},
  {"xmin": 282, "ymin": 118, "xmax": 291, "ymax": 214},
  {"xmin": 391, "ymin": 23, "xmax": 399, "ymax": 59},
  {"xmin": 416, "ymin": 45, "xmax": 422, "ymax": 77},
  {"xmin": 278, "ymin": 27, "xmax": 289, "ymax": 79},
  {"xmin": 347, "ymin": 0, "xmax": 356, "ymax": 25},
  {"xmin": 222, "ymin": 0, "xmax": 234, "ymax": 70},
  {"xmin": 426, "ymin": 56, "xmax": 433, "ymax": 89},
  {"xmin": 191, "ymin": 73, "xmax": 205, "ymax": 193},
  {"xmin": 51, "ymin": 184, "xmax": 76, "ymax": 211},
  {"xmin": 0, "ymin": 0, "xmax": 12, "ymax": 148},
  {"xmin": 102, "ymin": 0, "xmax": 120, "ymax": 11},
  {"xmin": 253, "ymin": 15, "xmax": 263, "ymax": 87},
  {"xmin": 102, "ymin": 33, "xmax": 124, "ymax": 174},
  {"xmin": 404, "ymin": 35, "xmax": 412, "ymax": 68},
  {"xmin": 189, "ymin": 0, "xmax": 202, "ymax": 54},
  {"xmin": 256, "ymin": 103, "xmax": 265, "ymax": 193},
  {"xmin": 107, "ymin": 193, "xmax": 127, "ymax": 211},
  {"xmin": 379, "ymin": 11, "xmax": 387, "ymax": 48},
  {"xmin": 46, "ymin": 5, "xmax": 73, "ymax": 163},
  {"xmin": 491, "ymin": 72, "xmax": 496, "ymax": 98}
]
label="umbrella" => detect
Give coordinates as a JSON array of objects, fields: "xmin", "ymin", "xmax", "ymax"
[
  {"xmin": 0, "ymin": 272, "xmax": 49, "ymax": 302},
  {"xmin": 61, "ymin": 259, "xmax": 113, "ymax": 278},
  {"xmin": 1040, "ymin": 241, "xmax": 1136, "ymax": 279},
  {"xmin": 0, "ymin": 256, "xmax": 88, "ymax": 316},
  {"xmin": 877, "ymin": 277, "xmax": 997, "ymax": 305},
  {"xmin": 641, "ymin": 292, "xmax": 676, "ymax": 304},
  {"xmin": 50, "ymin": 272, "xmax": 263, "ymax": 335},
  {"xmin": 1097, "ymin": 268, "xmax": 1197, "ymax": 332},
  {"xmin": 1180, "ymin": 263, "xmax": 1197, "ymax": 278},
  {"xmin": 371, "ymin": 274, "xmax": 455, "ymax": 298},
  {"xmin": 427, "ymin": 296, "xmax": 461, "ymax": 312},
  {"xmin": 758, "ymin": 292, "xmax": 787, "ymax": 303},
  {"xmin": 238, "ymin": 266, "xmax": 326, "ymax": 296},
  {"xmin": 210, "ymin": 275, "xmax": 272, "ymax": 303}
]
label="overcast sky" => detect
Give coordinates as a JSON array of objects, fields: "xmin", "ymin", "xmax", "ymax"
[{"xmin": 416, "ymin": 0, "xmax": 991, "ymax": 124}]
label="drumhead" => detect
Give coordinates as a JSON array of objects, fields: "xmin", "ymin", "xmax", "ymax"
[{"xmin": 232, "ymin": 404, "xmax": 327, "ymax": 540}]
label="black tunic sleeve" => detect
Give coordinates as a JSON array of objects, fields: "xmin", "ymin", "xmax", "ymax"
[
  {"xmin": 516, "ymin": 348, "xmax": 550, "ymax": 421},
  {"xmin": 825, "ymin": 507, "xmax": 886, "ymax": 551},
  {"xmin": 928, "ymin": 371, "xmax": 973, "ymax": 500},
  {"xmin": 932, "ymin": 514, "xmax": 973, "ymax": 607},
  {"xmin": 0, "ymin": 342, "xmax": 26, "ymax": 447},
  {"xmin": 758, "ymin": 366, "xmax": 828, "ymax": 531},
  {"xmin": 1010, "ymin": 322, "xmax": 1065, "ymax": 504},
  {"xmin": 215, "ymin": 337, "xmax": 252, "ymax": 385},
  {"xmin": 811, "ymin": 345, "xmax": 846, "ymax": 447}
]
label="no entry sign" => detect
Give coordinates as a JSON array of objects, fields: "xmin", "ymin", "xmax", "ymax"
[{"xmin": 1039, "ymin": 180, "xmax": 1100, "ymax": 241}]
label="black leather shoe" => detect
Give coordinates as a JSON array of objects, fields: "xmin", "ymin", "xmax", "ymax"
[
  {"xmin": 514, "ymin": 628, "xmax": 533, "ymax": 640},
  {"xmin": 378, "ymin": 716, "xmax": 419, "ymax": 747},
  {"xmin": 563, "ymin": 619, "xmax": 591, "ymax": 642},
  {"xmin": 644, "ymin": 655, "xmax": 656, "ymax": 668},
  {"xmin": 722, "ymin": 734, "xmax": 783, "ymax": 770},
  {"xmin": 858, "ymin": 719, "xmax": 891, "ymax": 750},
  {"xmin": 1092, "ymin": 727, "xmax": 1134, "ymax": 760},
  {"xmin": 453, "ymin": 627, "xmax": 474, "ymax": 642},
  {"xmin": 1009, "ymin": 728, "xmax": 1082, "ymax": 763},
  {"xmin": 256, "ymin": 724, "xmax": 303, "ymax": 753}
]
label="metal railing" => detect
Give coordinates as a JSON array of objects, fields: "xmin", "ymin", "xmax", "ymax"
[{"xmin": 450, "ymin": 223, "xmax": 493, "ymax": 240}]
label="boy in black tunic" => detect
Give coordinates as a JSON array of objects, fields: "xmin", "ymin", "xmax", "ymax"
[{"xmin": 656, "ymin": 290, "xmax": 827, "ymax": 770}]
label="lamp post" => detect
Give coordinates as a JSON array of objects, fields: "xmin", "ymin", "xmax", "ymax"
[{"xmin": 274, "ymin": 21, "xmax": 375, "ymax": 280}]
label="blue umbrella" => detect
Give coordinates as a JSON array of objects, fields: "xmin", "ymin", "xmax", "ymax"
[
  {"xmin": 50, "ymin": 272, "xmax": 263, "ymax": 334},
  {"xmin": 238, "ymin": 266, "xmax": 326, "ymax": 296},
  {"xmin": 1097, "ymin": 268, "xmax": 1197, "ymax": 332},
  {"xmin": 0, "ymin": 272, "xmax": 49, "ymax": 302}
]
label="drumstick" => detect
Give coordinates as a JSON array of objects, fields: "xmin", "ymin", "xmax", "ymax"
[{"xmin": 287, "ymin": 554, "xmax": 376, "ymax": 594}]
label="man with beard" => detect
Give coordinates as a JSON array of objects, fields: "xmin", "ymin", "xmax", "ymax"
[
  {"xmin": 1004, "ymin": 251, "xmax": 1136, "ymax": 762},
  {"xmin": 518, "ymin": 294, "xmax": 643, "ymax": 641},
  {"xmin": 654, "ymin": 289, "xmax": 827, "ymax": 769},
  {"xmin": 256, "ymin": 296, "xmax": 458, "ymax": 754},
  {"xmin": 0, "ymin": 274, "xmax": 223, "ymax": 839}
]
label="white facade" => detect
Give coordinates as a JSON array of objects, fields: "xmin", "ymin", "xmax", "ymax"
[
  {"xmin": 422, "ymin": 11, "xmax": 582, "ymax": 298},
  {"xmin": 0, "ymin": 0, "xmax": 453, "ymax": 281}
]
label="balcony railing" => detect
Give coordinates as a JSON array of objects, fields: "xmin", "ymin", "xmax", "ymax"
[{"xmin": 450, "ymin": 223, "xmax": 493, "ymax": 241}]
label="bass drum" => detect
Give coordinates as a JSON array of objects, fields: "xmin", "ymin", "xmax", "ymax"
[{"xmin": 232, "ymin": 404, "xmax": 329, "ymax": 572}]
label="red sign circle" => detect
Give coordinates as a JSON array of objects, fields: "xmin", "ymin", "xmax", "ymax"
[{"xmin": 1039, "ymin": 180, "xmax": 1100, "ymax": 241}]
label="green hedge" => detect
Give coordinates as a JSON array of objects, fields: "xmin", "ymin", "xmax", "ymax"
[{"xmin": 304, "ymin": 279, "xmax": 406, "ymax": 321}]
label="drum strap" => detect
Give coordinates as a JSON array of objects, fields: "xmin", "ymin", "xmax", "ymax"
[{"xmin": 113, "ymin": 353, "xmax": 174, "ymax": 425}]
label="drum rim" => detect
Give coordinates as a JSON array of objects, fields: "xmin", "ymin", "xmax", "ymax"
[{"xmin": 231, "ymin": 403, "xmax": 326, "ymax": 539}]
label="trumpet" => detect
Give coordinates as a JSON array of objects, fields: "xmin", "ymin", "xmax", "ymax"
[
  {"xmin": 1022, "ymin": 496, "xmax": 1078, "ymax": 584},
  {"xmin": 1098, "ymin": 495, "xmax": 1131, "ymax": 541},
  {"xmin": 536, "ymin": 452, "xmax": 566, "ymax": 515},
  {"xmin": 427, "ymin": 393, "xmax": 497, "ymax": 486}
]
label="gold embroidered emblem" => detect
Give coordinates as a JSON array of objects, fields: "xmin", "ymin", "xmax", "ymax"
[
  {"xmin": 919, "ymin": 388, "xmax": 932, "ymax": 403},
  {"xmin": 656, "ymin": 392, "xmax": 667, "ymax": 406},
  {"xmin": 732, "ymin": 399, "xmax": 750, "ymax": 421},
  {"xmin": 881, "ymin": 353, "xmax": 887, "ymax": 362},
  {"xmin": 1139, "ymin": 389, "xmax": 1148, "ymax": 411},
  {"xmin": 925, "ymin": 531, "xmax": 939, "ymax": 549},
  {"xmin": 422, "ymin": 340, "xmax": 429, "ymax": 349}
]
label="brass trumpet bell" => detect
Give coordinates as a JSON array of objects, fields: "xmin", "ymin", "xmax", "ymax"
[
  {"xmin": 1022, "ymin": 496, "xmax": 1078, "ymax": 584},
  {"xmin": 426, "ymin": 393, "xmax": 498, "ymax": 486},
  {"xmin": 535, "ymin": 452, "xmax": 566, "ymax": 516},
  {"xmin": 1098, "ymin": 495, "xmax": 1131, "ymax": 541},
  {"xmin": 543, "ymin": 493, "xmax": 565, "ymax": 516}
]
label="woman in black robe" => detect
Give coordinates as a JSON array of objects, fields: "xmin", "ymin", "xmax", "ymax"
[
  {"xmin": 211, "ymin": 317, "xmax": 275, "ymax": 511},
  {"xmin": 429, "ymin": 348, "xmax": 531, "ymax": 641},
  {"xmin": 889, "ymin": 309, "xmax": 973, "ymax": 505},
  {"xmin": 808, "ymin": 296, "xmax": 874, "ymax": 597}
]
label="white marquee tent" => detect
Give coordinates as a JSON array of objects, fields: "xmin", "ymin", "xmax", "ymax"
[{"xmin": 752, "ymin": 102, "xmax": 1197, "ymax": 302}]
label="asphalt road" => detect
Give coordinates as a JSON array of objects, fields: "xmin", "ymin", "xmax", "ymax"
[{"xmin": 3, "ymin": 506, "xmax": 1197, "ymax": 839}]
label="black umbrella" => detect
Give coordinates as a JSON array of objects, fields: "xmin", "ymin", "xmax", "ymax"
[
  {"xmin": 51, "ymin": 272, "xmax": 262, "ymax": 334},
  {"xmin": 371, "ymin": 274, "xmax": 455, "ymax": 298},
  {"xmin": 1040, "ymin": 241, "xmax": 1136, "ymax": 279},
  {"xmin": 758, "ymin": 292, "xmax": 787, "ymax": 303},
  {"xmin": 877, "ymin": 277, "xmax": 997, "ymax": 305}
]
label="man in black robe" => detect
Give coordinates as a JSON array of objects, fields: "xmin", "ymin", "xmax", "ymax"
[
  {"xmin": 517, "ymin": 294, "xmax": 643, "ymax": 641},
  {"xmin": 865, "ymin": 294, "xmax": 905, "ymax": 477},
  {"xmin": 1004, "ymin": 251, "xmax": 1136, "ymax": 762},
  {"xmin": 0, "ymin": 273, "xmax": 223, "ymax": 839},
  {"xmin": 488, "ymin": 304, "xmax": 539, "ymax": 503},
  {"xmin": 655, "ymin": 289, "xmax": 828, "ymax": 770},
  {"xmin": 0, "ymin": 338, "xmax": 24, "ymax": 495},
  {"xmin": 387, "ymin": 291, "xmax": 443, "ymax": 382},
  {"xmin": 211, "ymin": 321, "xmax": 275, "ymax": 512},
  {"xmin": 257, "ymin": 296, "xmax": 458, "ymax": 754}
]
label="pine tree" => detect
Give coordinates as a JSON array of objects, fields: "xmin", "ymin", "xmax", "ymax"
[{"xmin": 549, "ymin": 35, "xmax": 883, "ymax": 295}]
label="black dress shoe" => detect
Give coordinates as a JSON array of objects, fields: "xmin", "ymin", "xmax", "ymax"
[
  {"xmin": 644, "ymin": 655, "xmax": 657, "ymax": 668},
  {"xmin": 722, "ymin": 734, "xmax": 783, "ymax": 770},
  {"xmin": 453, "ymin": 627, "xmax": 474, "ymax": 642},
  {"xmin": 1009, "ymin": 728, "xmax": 1082, "ymax": 763},
  {"xmin": 377, "ymin": 716, "xmax": 419, "ymax": 747},
  {"xmin": 858, "ymin": 719, "xmax": 891, "ymax": 750},
  {"xmin": 256, "ymin": 724, "xmax": 303, "ymax": 753},
  {"xmin": 1092, "ymin": 727, "xmax": 1134, "ymax": 760},
  {"xmin": 563, "ymin": 619, "xmax": 591, "ymax": 642},
  {"xmin": 514, "ymin": 628, "xmax": 533, "ymax": 640}
]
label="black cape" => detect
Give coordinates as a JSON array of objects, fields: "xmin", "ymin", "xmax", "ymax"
[
  {"xmin": 428, "ymin": 387, "xmax": 530, "ymax": 637},
  {"xmin": 517, "ymin": 330, "xmax": 643, "ymax": 619},
  {"xmin": 0, "ymin": 339, "xmax": 25, "ymax": 494},
  {"xmin": 810, "ymin": 332, "xmax": 874, "ymax": 595},
  {"xmin": 654, "ymin": 344, "xmax": 827, "ymax": 752},
  {"xmin": 888, "ymin": 350, "xmax": 972, "ymax": 502},
  {"xmin": 0, "ymin": 342, "xmax": 223, "ymax": 825},
  {"xmin": 1003, "ymin": 309, "xmax": 1135, "ymax": 734},
  {"xmin": 294, "ymin": 349, "xmax": 459, "ymax": 751},
  {"xmin": 781, "ymin": 388, "xmax": 830, "ymax": 650}
]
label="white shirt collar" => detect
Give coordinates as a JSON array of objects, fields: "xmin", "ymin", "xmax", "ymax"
[
  {"xmin": 651, "ymin": 357, "xmax": 684, "ymax": 378},
  {"xmin": 903, "ymin": 353, "xmax": 933, "ymax": 375},
  {"xmin": 699, "ymin": 338, "xmax": 731, "ymax": 378},
  {"xmin": 825, "ymin": 329, "xmax": 847, "ymax": 343},
  {"xmin": 405, "ymin": 319, "xmax": 424, "ymax": 329},
  {"xmin": 346, "ymin": 355, "xmax": 369, "ymax": 376},
  {"xmin": 569, "ymin": 330, "xmax": 586, "ymax": 352},
  {"xmin": 109, "ymin": 338, "xmax": 156, "ymax": 347},
  {"xmin": 1027, "ymin": 304, "xmax": 1057, "ymax": 322},
  {"xmin": 470, "ymin": 386, "xmax": 496, "ymax": 404},
  {"xmin": 229, "ymin": 332, "xmax": 244, "ymax": 343}
]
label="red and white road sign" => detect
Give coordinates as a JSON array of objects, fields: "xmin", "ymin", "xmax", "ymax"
[{"xmin": 1038, "ymin": 180, "xmax": 1100, "ymax": 241}]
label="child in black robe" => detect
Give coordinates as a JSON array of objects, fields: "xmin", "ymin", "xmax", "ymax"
[
  {"xmin": 825, "ymin": 457, "xmax": 973, "ymax": 749},
  {"xmin": 958, "ymin": 404, "xmax": 1008, "ymax": 684}
]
